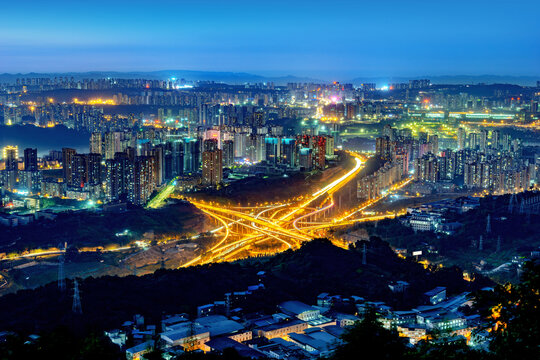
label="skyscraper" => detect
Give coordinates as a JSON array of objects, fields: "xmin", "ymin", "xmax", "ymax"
[
  {"xmin": 71, "ymin": 154, "xmax": 87, "ymax": 188},
  {"xmin": 2, "ymin": 145, "xmax": 18, "ymax": 171},
  {"xmin": 222, "ymin": 140, "xmax": 234, "ymax": 167},
  {"xmin": 23, "ymin": 148, "xmax": 38, "ymax": 171},
  {"xmin": 183, "ymin": 137, "xmax": 200, "ymax": 174},
  {"xmin": 90, "ymin": 132, "xmax": 103, "ymax": 155},
  {"xmin": 202, "ymin": 148, "xmax": 223, "ymax": 186},
  {"xmin": 133, "ymin": 156, "xmax": 155, "ymax": 205},
  {"xmin": 87, "ymin": 153, "xmax": 102, "ymax": 185},
  {"xmin": 457, "ymin": 128, "xmax": 466, "ymax": 150},
  {"xmin": 62, "ymin": 148, "xmax": 76, "ymax": 185}
]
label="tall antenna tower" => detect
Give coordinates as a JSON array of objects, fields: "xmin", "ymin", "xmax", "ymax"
[
  {"xmin": 58, "ymin": 255, "xmax": 65, "ymax": 292},
  {"xmin": 508, "ymin": 193, "xmax": 516, "ymax": 213},
  {"xmin": 478, "ymin": 235, "xmax": 483, "ymax": 251},
  {"xmin": 362, "ymin": 243, "xmax": 367, "ymax": 265},
  {"xmin": 72, "ymin": 279, "xmax": 82, "ymax": 314}
]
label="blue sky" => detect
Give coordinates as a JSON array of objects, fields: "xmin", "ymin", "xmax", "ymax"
[{"xmin": 1, "ymin": 0, "xmax": 539, "ymax": 78}]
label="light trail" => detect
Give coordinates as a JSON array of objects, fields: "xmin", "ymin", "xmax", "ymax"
[
  {"xmin": 279, "ymin": 154, "xmax": 364, "ymax": 221},
  {"xmin": 190, "ymin": 201, "xmax": 311, "ymax": 242}
]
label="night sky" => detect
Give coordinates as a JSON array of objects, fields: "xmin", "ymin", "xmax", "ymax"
[{"xmin": 1, "ymin": 0, "xmax": 539, "ymax": 77}]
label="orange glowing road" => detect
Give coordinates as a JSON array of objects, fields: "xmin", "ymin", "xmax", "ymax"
[{"xmin": 176, "ymin": 152, "xmax": 414, "ymax": 267}]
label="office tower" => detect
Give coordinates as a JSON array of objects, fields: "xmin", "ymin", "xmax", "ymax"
[
  {"xmin": 491, "ymin": 130, "xmax": 500, "ymax": 150},
  {"xmin": 23, "ymin": 148, "xmax": 38, "ymax": 171},
  {"xmin": 133, "ymin": 156, "xmax": 155, "ymax": 205},
  {"xmin": 234, "ymin": 132, "xmax": 248, "ymax": 158},
  {"xmin": 183, "ymin": 138, "xmax": 200, "ymax": 174},
  {"xmin": 457, "ymin": 128, "xmax": 466, "ymax": 150},
  {"xmin": 62, "ymin": 148, "xmax": 76, "ymax": 185},
  {"xmin": 325, "ymin": 136, "xmax": 335, "ymax": 156},
  {"xmin": 265, "ymin": 137, "xmax": 279, "ymax": 165},
  {"xmin": 202, "ymin": 148, "xmax": 223, "ymax": 186},
  {"xmin": 468, "ymin": 133, "xmax": 479, "ymax": 150},
  {"xmin": 71, "ymin": 154, "xmax": 87, "ymax": 188},
  {"xmin": 171, "ymin": 140, "xmax": 184, "ymax": 176},
  {"xmin": 222, "ymin": 140, "xmax": 234, "ymax": 167},
  {"xmin": 375, "ymin": 137, "xmax": 392, "ymax": 160},
  {"xmin": 299, "ymin": 148, "xmax": 313, "ymax": 171},
  {"xmin": 429, "ymin": 134, "xmax": 439, "ymax": 155},
  {"xmin": 312, "ymin": 136, "xmax": 326, "ymax": 169},
  {"xmin": 19, "ymin": 169, "xmax": 42, "ymax": 194},
  {"xmin": 104, "ymin": 152, "xmax": 133, "ymax": 202},
  {"xmin": 87, "ymin": 153, "xmax": 102, "ymax": 185},
  {"xmin": 255, "ymin": 135, "xmax": 266, "ymax": 162},
  {"xmin": 148, "ymin": 145, "xmax": 164, "ymax": 186},
  {"xmin": 414, "ymin": 154, "xmax": 439, "ymax": 183},
  {"xmin": 281, "ymin": 138, "xmax": 296, "ymax": 167},
  {"xmin": 90, "ymin": 132, "xmax": 103, "ymax": 155},
  {"xmin": 383, "ymin": 124, "xmax": 395, "ymax": 141},
  {"xmin": 104, "ymin": 132, "xmax": 122, "ymax": 160},
  {"xmin": 479, "ymin": 129, "xmax": 489, "ymax": 152},
  {"xmin": 2, "ymin": 145, "xmax": 18, "ymax": 171}
]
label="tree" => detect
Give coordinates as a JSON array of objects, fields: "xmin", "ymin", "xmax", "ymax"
[
  {"xmin": 330, "ymin": 309, "xmax": 407, "ymax": 360},
  {"xmin": 484, "ymin": 261, "xmax": 540, "ymax": 359}
]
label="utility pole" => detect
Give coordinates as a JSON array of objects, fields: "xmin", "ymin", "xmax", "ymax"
[
  {"xmin": 72, "ymin": 279, "xmax": 82, "ymax": 314},
  {"xmin": 58, "ymin": 255, "xmax": 65, "ymax": 292},
  {"xmin": 362, "ymin": 243, "xmax": 367, "ymax": 265}
]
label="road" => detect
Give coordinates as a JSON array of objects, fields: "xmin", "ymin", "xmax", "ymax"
[
  {"xmin": 177, "ymin": 152, "xmax": 413, "ymax": 267},
  {"xmin": 1, "ymin": 153, "xmax": 412, "ymax": 269}
]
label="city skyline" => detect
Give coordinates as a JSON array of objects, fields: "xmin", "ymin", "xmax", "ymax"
[{"xmin": 1, "ymin": 0, "xmax": 539, "ymax": 77}]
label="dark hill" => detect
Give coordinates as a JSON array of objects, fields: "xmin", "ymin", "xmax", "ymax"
[{"xmin": 0, "ymin": 238, "xmax": 491, "ymax": 334}]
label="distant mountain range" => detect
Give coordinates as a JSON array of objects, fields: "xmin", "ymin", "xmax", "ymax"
[
  {"xmin": 0, "ymin": 71, "xmax": 538, "ymax": 86},
  {"xmin": 349, "ymin": 75, "xmax": 540, "ymax": 86},
  {"xmin": 0, "ymin": 70, "xmax": 320, "ymax": 85}
]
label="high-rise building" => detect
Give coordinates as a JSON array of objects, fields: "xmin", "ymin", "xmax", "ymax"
[
  {"xmin": 90, "ymin": 132, "xmax": 103, "ymax": 155},
  {"xmin": 428, "ymin": 134, "xmax": 439, "ymax": 155},
  {"xmin": 312, "ymin": 136, "xmax": 326, "ymax": 169},
  {"xmin": 457, "ymin": 128, "xmax": 466, "ymax": 150},
  {"xmin": 265, "ymin": 137, "xmax": 280, "ymax": 165},
  {"xmin": 133, "ymin": 156, "xmax": 155, "ymax": 205},
  {"xmin": 71, "ymin": 154, "xmax": 87, "ymax": 188},
  {"xmin": 183, "ymin": 137, "xmax": 200, "ymax": 174},
  {"xmin": 104, "ymin": 152, "xmax": 133, "ymax": 202},
  {"xmin": 299, "ymin": 148, "xmax": 313, "ymax": 171},
  {"xmin": 2, "ymin": 145, "xmax": 18, "ymax": 171},
  {"xmin": 87, "ymin": 153, "xmax": 102, "ymax": 185},
  {"xmin": 491, "ymin": 130, "xmax": 500, "ymax": 150},
  {"xmin": 281, "ymin": 138, "xmax": 296, "ymax": 167},
  {"xmin": 202, "ymin": 148, "xmax": 223, "ymax": 186},
  {"xmin": 23, "ymin": 148, "xmax": 38, "ymax": 171},
  {"xmin": 222, "ymin": 140, "xmax": 234, "ymax": 167},
  {"xmin": 468, "ymin": 133, "xmax": 479, "ymax": 150},
  {"xmin": 62, "ymin": 148, "xmax": 76, "ymax": 185},
  {"xmin": 479, "ymin": 130, "xmax": 489, "ymax": 152}
]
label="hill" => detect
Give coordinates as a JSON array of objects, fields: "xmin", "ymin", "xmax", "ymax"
[{"xmin": 0, "ymin": 238, "xmax": 491, "ymax": 334}]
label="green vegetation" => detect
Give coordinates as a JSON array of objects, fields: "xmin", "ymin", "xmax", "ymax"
[
  {"xmin": 344, "ymin": 193, "xmax": 540, "ymax": 283},
  {"xmin": 0, "ymin": 238, "xmax": 488, "ymax": 333},
  {"xmin": 0, "ymin": 203, "xmax": 202, "ymax": 251},
  {"xmin": 0, "ymin": 240, "xmax": 538, "ymax": 359}
]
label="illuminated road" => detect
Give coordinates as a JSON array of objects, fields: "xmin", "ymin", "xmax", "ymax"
[
  {"xmin": 1, "ymin": 153, "xmax": 413, "ymax": 269},
  {"xmin": 177, "ymin": 152, "xmax": 413, "ymax": 267},
  {"xmin": 146, "ymin": 178, "xmax": 178, "ymax": 209}
]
